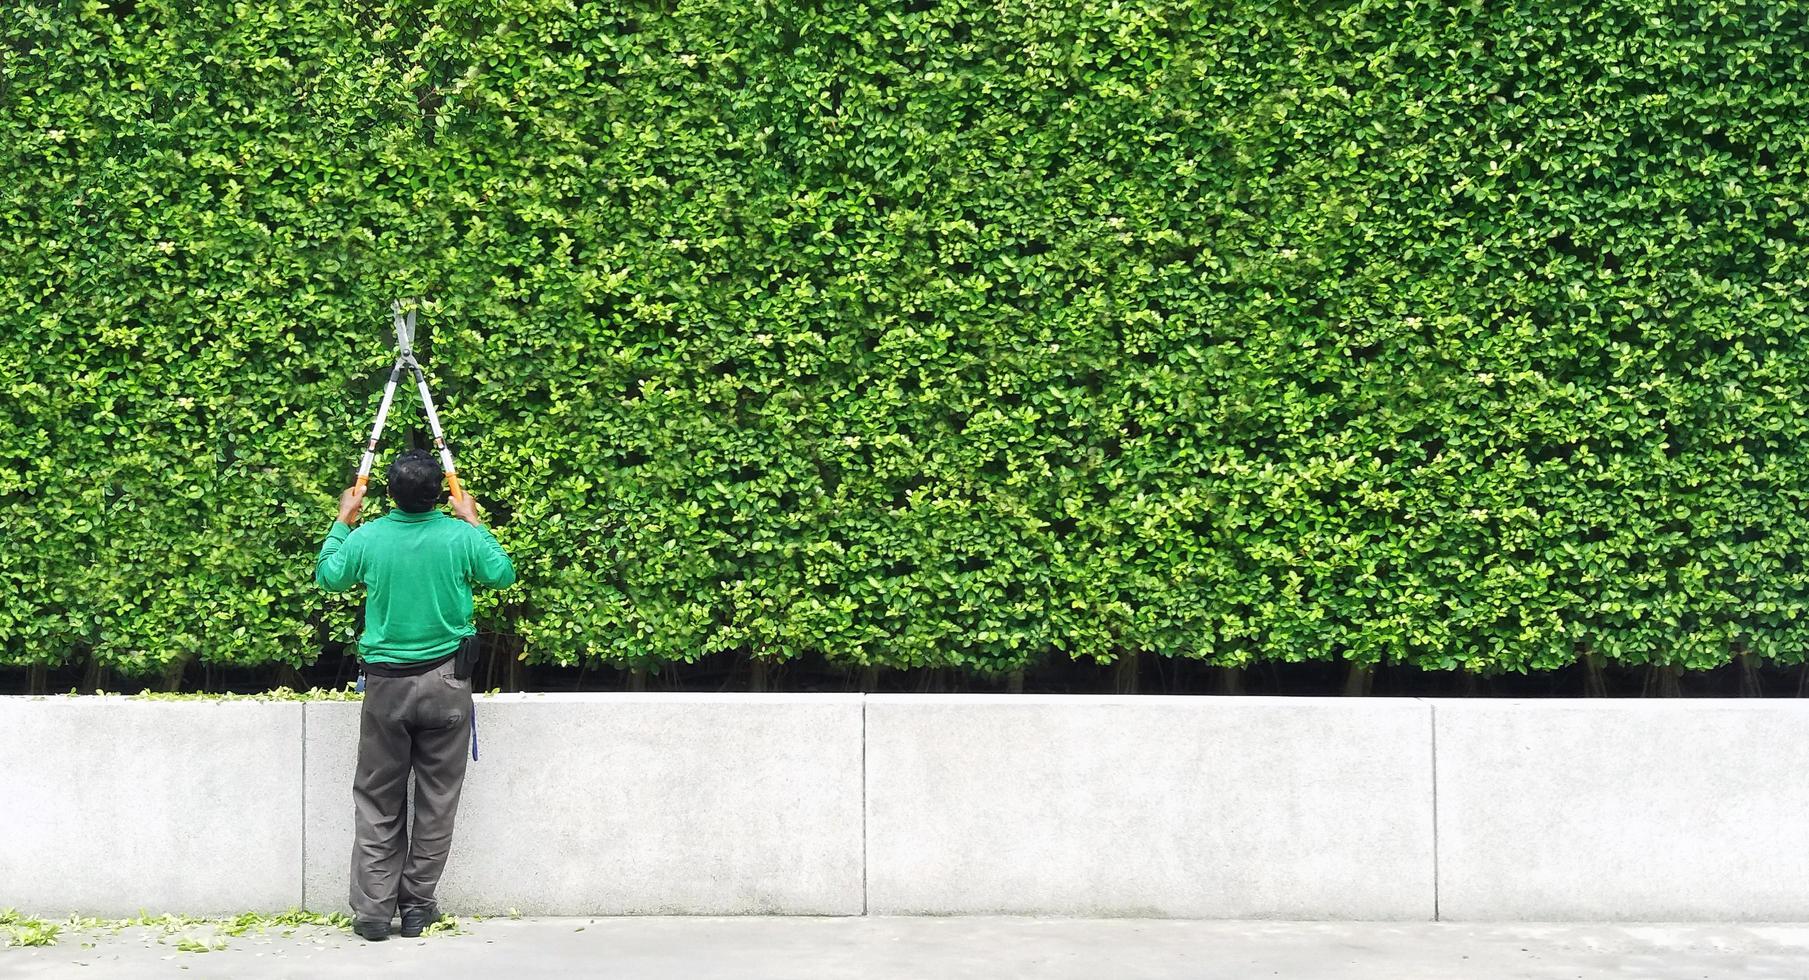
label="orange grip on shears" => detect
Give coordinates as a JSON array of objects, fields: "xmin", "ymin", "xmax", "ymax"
[{"xmin": 446, "ymin": 472, "xmax": 465, "ymax": 500}]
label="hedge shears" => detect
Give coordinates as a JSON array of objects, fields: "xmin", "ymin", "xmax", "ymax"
[{"xmin": 353, "ymin": 299, "xmax": 466, "ymax": 502}]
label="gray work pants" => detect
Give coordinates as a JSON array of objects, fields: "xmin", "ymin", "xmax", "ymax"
[{"xmin": 349, "ymin": 658, "xmax": 472, "ymax": 923}]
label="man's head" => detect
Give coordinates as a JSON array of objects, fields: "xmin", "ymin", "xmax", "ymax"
[{"xmin": 386, "ymin": 449, "xmax": 443, "ymax": 513}]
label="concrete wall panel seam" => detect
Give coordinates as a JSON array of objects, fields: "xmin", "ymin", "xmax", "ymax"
[
  {"xmin": 861, "ymin": 695, "xmax": 869, "ymax": 916},
  {"xmin": 1427, "ymin": 698, "xmax": 1440, "ymax": 923},
  {"xmin": 300, "ymin": 701, "xmax": 308, "ymax": 911}
]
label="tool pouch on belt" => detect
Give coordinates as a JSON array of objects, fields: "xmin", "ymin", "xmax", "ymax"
[{"xmin": 453, "ymin": 634, "xmax": 482, "ymax": 681}]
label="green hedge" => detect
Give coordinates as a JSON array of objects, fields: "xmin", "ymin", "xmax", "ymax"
[{"xmin": 4, "ymin": 0, "xmax": 1807, "ymax": 678}]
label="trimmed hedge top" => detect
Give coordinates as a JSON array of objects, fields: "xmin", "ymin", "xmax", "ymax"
[{"xmin": 3, "ymin": 0, "xmax": 1807, "ymax": 677}]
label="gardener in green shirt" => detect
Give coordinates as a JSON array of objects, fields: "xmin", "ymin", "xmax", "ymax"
[{"xmin": 315, "ymin": 449, "xmax": 516, "ymax": 942}]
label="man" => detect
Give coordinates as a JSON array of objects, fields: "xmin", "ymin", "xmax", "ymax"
[{"xmin": 315, "ymin": 449, "xmax": 516, "ymax": 942}]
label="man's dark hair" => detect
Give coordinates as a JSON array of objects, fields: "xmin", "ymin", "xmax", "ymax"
[{"xmin": 386, "ymin": 449, "xmax": 444, "ymax": 513}]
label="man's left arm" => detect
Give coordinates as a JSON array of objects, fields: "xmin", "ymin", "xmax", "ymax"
[{"xmin": 449, "ymin": 491, "xmax": 516, "ymax": 589}]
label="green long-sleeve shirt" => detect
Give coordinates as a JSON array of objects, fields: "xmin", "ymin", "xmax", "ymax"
[{"xmin": 315, "ymin": 509, "xmax": 517, "ymax": 665}]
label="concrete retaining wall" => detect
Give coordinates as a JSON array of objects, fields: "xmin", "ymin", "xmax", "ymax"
[
  {"xmin": 1431, "ymin": 700, "xmax": 1809, "ymax": 921},
  {"xmin": 4, "ymin": 695, "xmax": 1806, "ymax": 920},
  {"xmin": 303, "ymin": 694, "xmax": 864, "ymax": 915},
  {"xmin": 0, "ymin": 699, "xmax": 303, "ymax": 916},
  {"xmin": 865, "ymin": 695, "xmax": 1435, "ymax": 918}
]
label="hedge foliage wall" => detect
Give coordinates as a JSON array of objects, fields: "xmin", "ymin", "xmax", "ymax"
[{"xmin": 4, "ymin": 0, "xmax": 1807, "ymax": 679}]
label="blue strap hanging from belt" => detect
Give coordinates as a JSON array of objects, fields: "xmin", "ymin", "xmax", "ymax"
[{"xmin": 469, "ymin": 702, "xmax": 479, "ymax": 761}]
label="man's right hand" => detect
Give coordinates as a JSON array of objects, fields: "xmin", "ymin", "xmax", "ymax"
[
  {"xmin": 337, "ymin": 485, "xmax": 367, "ymax": 527},
  {"xmin": 449, "ymin": 489, "xmax": 481, "ymax": 527}
]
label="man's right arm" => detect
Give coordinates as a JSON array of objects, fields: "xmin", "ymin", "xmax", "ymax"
[
  {"xmin": 315, "ymin": 521, "xmax": 364, "ymax": 591},
  {"xmin": 316, "ymin": 485, "xmax": 368, "ymax": 592}
]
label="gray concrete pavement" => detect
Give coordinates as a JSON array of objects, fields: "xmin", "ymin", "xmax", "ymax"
[{"xmin": 5, "ymin": 916, "xmax": 1809, "ymax": 979}]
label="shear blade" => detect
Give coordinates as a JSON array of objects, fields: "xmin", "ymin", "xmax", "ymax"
[{"xmin": 391, "ymin": 301, "xmax": 416, "ymax": 354}]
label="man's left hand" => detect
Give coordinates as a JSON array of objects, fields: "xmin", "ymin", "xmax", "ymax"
[
  {"xmin": 448, "ymin": 489, "xmax": 482, "ymax": 527},
  {"xmin": 337, "ymin": 485, "xmax": 368, "ymax": 526}
]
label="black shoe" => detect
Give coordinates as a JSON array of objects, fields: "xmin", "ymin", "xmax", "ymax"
[
  {"xmin": 353, "ymin": 918, "xmax": 391, "ymax": 942},
  {"xmin": 399, "ymin": 905, "xmax": 441, "ymax": 938}
]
